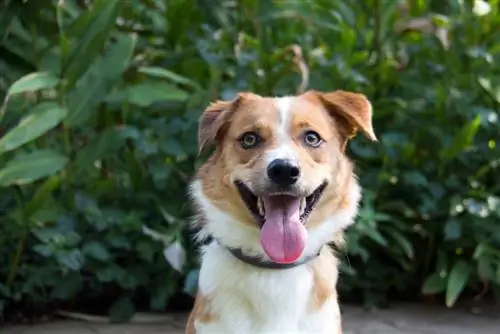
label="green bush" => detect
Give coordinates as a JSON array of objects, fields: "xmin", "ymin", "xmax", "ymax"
[{"xmin": 0, "ymin": 0, "xmax": 499, "ymax": 321}]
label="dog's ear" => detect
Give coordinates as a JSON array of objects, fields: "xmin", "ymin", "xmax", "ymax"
[
  {"xmin": 306, "ymin": 90, "xmax": 377, "ymax": 147},
  {"xmin": 198, "ymin": 92, "xmax": 257, "ymax": 154}
]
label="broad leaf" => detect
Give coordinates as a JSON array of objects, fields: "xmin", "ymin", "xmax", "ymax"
[
  {"xmin": 65, "ymin": 33, "xmax": 137, "ymax": 126},
  {"xmin": 56, "ymin": 249, "xmax": 85, "ymax": 271},
  {"xmin": 138, "ymin": 66, "xmax": 201, "ymax": 90},
  {"xmin": 446, "ymin": 260, "xmax": 471, "ymax": 307},
  {"xmin": 0, "ymin": 102, "xmax": 67, "ymax": 155},
  {"xmin": 5, "ymin": 72, "xmax": 59, "ymax": 101},
  {"xmin": 439, "ymin": 116, "xmax": 481, "ymax": 162},
  {"xmin": 82, "ymin": 241, "xmax": 111, "ymax": 261},
  {"xmin": 127, "ymin": 81, "xmax": 189, "ymax": 107},
  {"xmin": 63, "ymin": 0, "xmax": 122, "ymax": 87},
  {"xmin": 478, "ymin": 77, "xmax": 500, "ymax": 103},
  {"xmin": 0, "ymin": 150, "xmax": 68, "ymax": 187},
  {"xmin": 422, "ymin": 272, "xmax": 447, "ymax": 294},
  {"xmin": 385, "ymin": 228, "xmax": 414, "ymax": 259},
  {"xmin": 72, "ymin": 128, "xmax": 125, "ymax": 176},
  {"xmin": 24, "ymin": 175, "xmax": 63, "ymax": 217}
]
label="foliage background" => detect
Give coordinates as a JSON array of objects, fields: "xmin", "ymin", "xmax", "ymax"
[{"xmin": 1, "ymin": 0, "xmax": 499, "ymax": 323}]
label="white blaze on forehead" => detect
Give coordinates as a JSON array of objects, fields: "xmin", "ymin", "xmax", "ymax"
[{"xmin": 265, "ymin": 96, "xmax": 298, "ymax": 164}]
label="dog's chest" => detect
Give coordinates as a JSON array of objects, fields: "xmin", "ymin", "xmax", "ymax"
[{"xmin": 195, "ymin": 245, "xmax": 340, "ymax": 334}]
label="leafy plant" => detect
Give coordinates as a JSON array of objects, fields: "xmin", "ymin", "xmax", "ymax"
[{"xmin": 0, "ymin": 0, "xmax": 499, "ymax": 323}]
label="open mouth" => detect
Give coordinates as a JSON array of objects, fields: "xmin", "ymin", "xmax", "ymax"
[
  {"xmin": 234, "ymin": 181, "xmax": 328, "ymax": 227},
  {"xmin": 234, "ymin": 180, "xmax": 327, "ymax": 264}
]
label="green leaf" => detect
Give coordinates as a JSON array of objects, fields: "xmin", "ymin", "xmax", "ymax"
[
  {"xmin": 446, "ymin": 260, "xmax": 471, "ymax": 307},
  {"xmin": 63, "ymin": 0, "xmax": 123, "ymax": 87},
  {"xmin": 359, "ymin": 224, "xmax": 388, "ymax": 247},
  {"xmin": 117, "ymin": 272, "xmax": 139, "ymax": 289},
  {"xmin": 72, "ymin": 128, "xmax": 125, "ymax": 175},
  {"xmin": 0, "ymin": 102, "xmax": 67, "ymax": 155},
  {"xmin": 107, "ymin": 232, "xmax": 131, "ymax": 249},
  {"xmin": 439, "ymin": 115, "xmax": 481, "ymax": 162},
  {"xmin": 65, "ymin": 33, "xmax": 137, "ymax": 126},
  {"xmin": 385, "ymin": 228, "xmax": 414, "ymax": 259},
  {"xmin": 96, "ymin": 265, "xmax": 125, "ymax": 283},
  {"xmin": 24, "ymin": 175, "xmax": 63, "ymax": 217},
  {"xmin": 473, "ymin": 243, "xmax": 500, "ymax": 259},
  {"xmin": 422, "ymin": 272, "xmax": 447, "ymax": 294},
  {"xmin": 82, "ymin": 241, "xmax": 111, "ymax": 261},
  {"xmin": 56, "ymin": 249, "xmax": 85, "ymax": 271},
  {"xmin": 5, "ymin": 72, "xmax": 59, "ymax": 101},
  {"xmin": 33, "ymin": 244, "xmax": 53, "ymax": 257},
  {"xmin": 109, "ymin": 296, "xmax": 135, "ymax": 323},
  {"xmin": 127, "ymin": 81, "xmax": 189, "ymax": 107},
  {"xmin": 0, "ymin": 150, "xmax": 68, "ymax": 187},
  {"xmin": 138, "ymin": 66, "xmax": 201, "ymax": 90},
  {"xmin": 478, "ymin": 77, "xmax": 500, "ymax": 103}
]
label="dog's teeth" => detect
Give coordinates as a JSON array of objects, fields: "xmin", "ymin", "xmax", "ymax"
[
  {"xmin": 300, "ymin": 198, "xmax": 306, "ymax": 215},
  {"xmin": 257, "ymin": 197, "xmax": 265, "ymax": 216}
]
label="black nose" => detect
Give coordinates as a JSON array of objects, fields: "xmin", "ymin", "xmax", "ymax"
[{"xmin": 267, "ymin": 159, "xmax": 300, "ymax": 186}]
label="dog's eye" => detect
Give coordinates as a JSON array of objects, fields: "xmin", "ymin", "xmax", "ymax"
[
  {"xmin": 239, "ymin": 131, "xmax": 261, "ymax": 149},
  {"xmin": 303, "ymin": 130, "xmax": 323, "ymax": 148}
]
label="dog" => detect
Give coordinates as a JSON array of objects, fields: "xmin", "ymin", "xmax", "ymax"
[{"xmin": 186, "ymin": 90, "xmax": 376, "ymax": 334}]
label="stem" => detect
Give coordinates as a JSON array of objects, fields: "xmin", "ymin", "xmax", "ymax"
[
  {"xmin": 6, "ymin": 188, "xmax": 28, "ymax": 286},
  {"xmin": 371, "ymin": 0, "xmax": 382, "ymax": 98},
  {"xmin": 6, "ymin": 231, "xmax": 27, "ymax": 286}
]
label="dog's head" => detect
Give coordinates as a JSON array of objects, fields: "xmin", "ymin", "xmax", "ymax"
[{"xmin": 191, "ymin": 90, "xmax": 376, "ymax": 264}]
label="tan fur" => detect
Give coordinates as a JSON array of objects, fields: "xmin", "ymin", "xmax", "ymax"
[
  {"xmin": 186, "ymin": 293, "xmax": 218, "ymax": 334},
  {"xmin": 310, "ymin": 247, "xmax": 337, "ymax": 310},
  {"xmin": 196, "ymin": 92, "xmax": 363, "ymax": 230},
  {"xmin": 187, "ymin": 90, "xmax": 376, "ymax": 333}
]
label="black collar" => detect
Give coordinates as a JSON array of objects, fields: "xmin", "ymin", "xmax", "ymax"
[
  {"xmin": 226, "ymin": 246, "xmax": 322, "ymax": 270},
  {"xmin": 199, "ymin": 233, "xmax": 340, "ymax": 270}
]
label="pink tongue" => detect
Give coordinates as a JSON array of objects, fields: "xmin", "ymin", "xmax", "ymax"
[{"xmin": 259, "ymin": 195, "xmax": 307, "ymax": 264}]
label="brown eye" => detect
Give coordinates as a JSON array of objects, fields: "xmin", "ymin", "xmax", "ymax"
[
  {"xmin": 303, "ymin": 130, "xmax": 323, "ymax": 148},
  {"xmin": 239, "ymin": 131, "xmax": 261, "ymax": 149}
]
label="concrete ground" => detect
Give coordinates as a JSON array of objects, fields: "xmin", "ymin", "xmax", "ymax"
[{"xmin": 1, "ymin": 303, "xmax": 499, "ymax": 334}]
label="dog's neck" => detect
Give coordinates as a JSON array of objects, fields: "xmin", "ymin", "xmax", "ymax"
[
  {"xmin": 223, "ymin": 240, "xmax": 323, "ymax": 269},
  {"xmin": 199, "ymin": 231, "xmax": 341, "ymax": 270}
]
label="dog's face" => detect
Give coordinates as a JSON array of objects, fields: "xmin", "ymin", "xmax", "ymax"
[{"xmin": 194, "ymin": 90, "xmax": 376, "ymax": 264}]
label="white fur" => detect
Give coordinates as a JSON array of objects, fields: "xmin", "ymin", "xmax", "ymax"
[
  {"xmin": 264, "ymin": 97, "xmax": 298, "ymax": 165},
  {"xmin": 189, "ymin": 179, "xmax": 361, "ymax": 334},
  {"xmin": 194, "ymin": 242, "xmax": 340, "ymax": 334},
  {"xmin": 190, "ymin": 180, "xmax": 360, "ymax": 260}
]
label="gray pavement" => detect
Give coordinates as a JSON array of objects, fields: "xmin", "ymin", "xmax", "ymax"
[{"xmin": 1, "ymin": 303, "xmax": 499, "ymax": 334}]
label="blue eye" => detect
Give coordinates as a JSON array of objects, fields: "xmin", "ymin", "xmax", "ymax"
[
  {"xmin": 303, "ymin": 130, "xmax": 323, "ymax": 148},
  {"xmin": 240, "ymin": 132, "xmax": 261, "ymax": 149}
]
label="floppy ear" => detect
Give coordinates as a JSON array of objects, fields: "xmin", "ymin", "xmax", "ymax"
[
  {"xmin": 311, "ymin": 90, "xmax": 377, "ymax": 145},
  {"xmin": 198, "ymin": 100, "xmax": 233, "ymax": 155},
  {"xmin": 197, "ymin": 92, "xmax": 256, "ymax": 154}
]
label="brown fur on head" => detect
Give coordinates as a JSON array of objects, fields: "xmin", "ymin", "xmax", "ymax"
[{"xmin": 191, "ymin": 90, "xmax": 376, "ymax": 259}]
